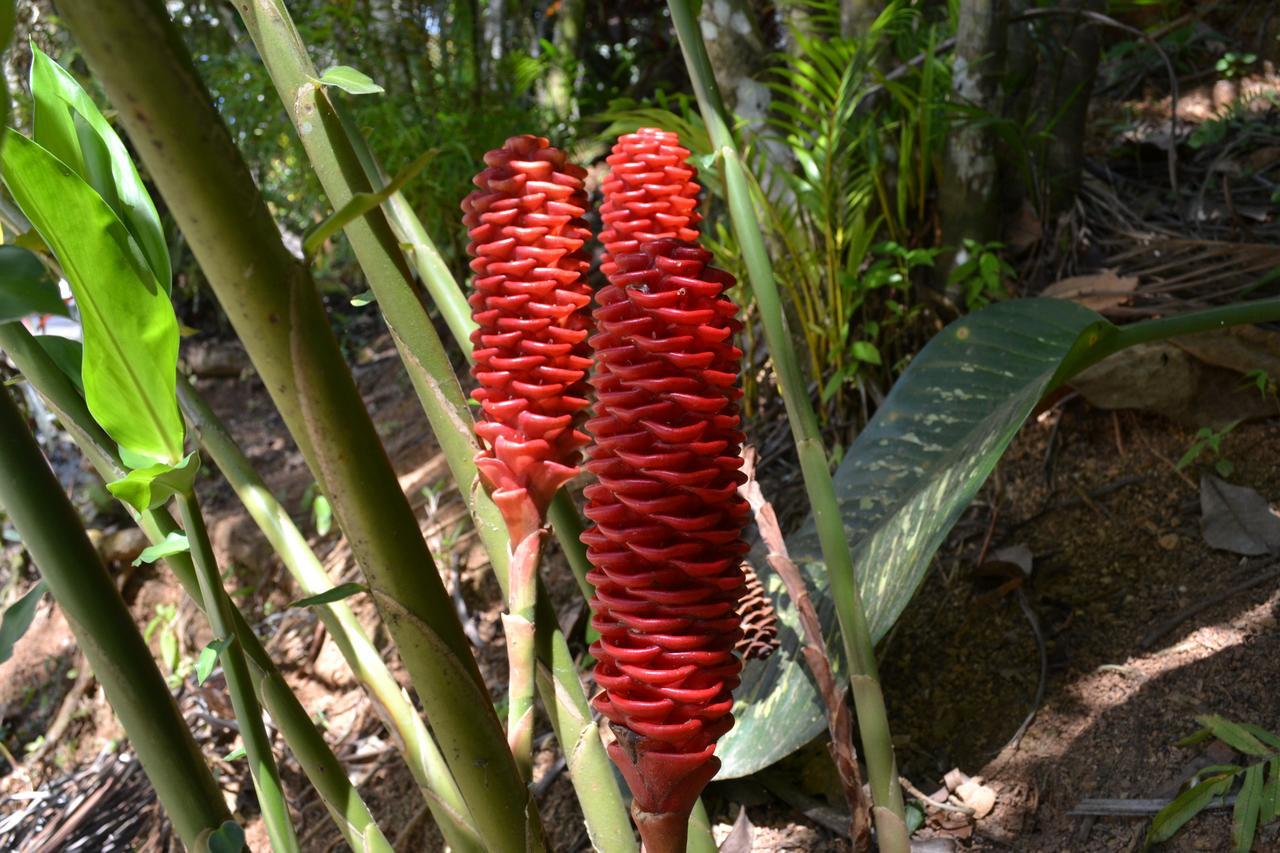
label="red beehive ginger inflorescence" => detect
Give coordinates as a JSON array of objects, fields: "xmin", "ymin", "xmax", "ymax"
[
  {"xmin": 583, "ymin": 233, "xmax": 749, "ymax": 848},
  {"xmin": 462, "ymin": 135, "xmax": 593, "ymax": 542},
  {"xmin": 598, "ymin": 128, "xmax": 702, "ymax": 280}
]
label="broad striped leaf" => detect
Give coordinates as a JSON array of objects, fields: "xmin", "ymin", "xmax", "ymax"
[{"xmin": 718, "ymin": 298, "xmax": 1111, "ymax": 778}]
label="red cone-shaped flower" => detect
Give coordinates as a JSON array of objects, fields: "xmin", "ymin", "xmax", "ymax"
[
  {"xmin": 463, "ymin": 135, "xmax": 592, "ymax": 540},
  {"xmin": 583, "ymin": 236, "xmax": 748, "ymax": 848},
  {"xmin": 598, "ymin": 128, "xmax": 702, "ymax": 281}
]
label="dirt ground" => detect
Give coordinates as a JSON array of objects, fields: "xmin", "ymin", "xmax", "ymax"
[{"xmin": 3, "ymin": 326, "xmax": 1278, "ymax": 851}]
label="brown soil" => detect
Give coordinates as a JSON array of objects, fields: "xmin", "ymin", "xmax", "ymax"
[{"xmin": 880, "ymin": 404, "xmax": 1280, "ymax": 853}]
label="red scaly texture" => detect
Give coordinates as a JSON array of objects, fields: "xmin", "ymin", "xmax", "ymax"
[
  {"xmin": 583, "ymin": 237, "xmax": 748, "ymax": 830},
  {"xmin": 462, "ymin": 135, "xmax": 593, "ymax": 539},
  {"xmin": 598, "ymin": 128, "xmax": 702, "ymax": 281}
]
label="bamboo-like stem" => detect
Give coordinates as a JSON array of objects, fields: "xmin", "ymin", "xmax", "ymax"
[
  {"xmin": 176, "ymin": 379, "xmax": 482, "ymax": 852},
  {"xmin": 53, "ymin": 4, "xmax": 541, "ymax": 849},
  {"xmin": 504, "ymin": 530, "xmax": 544, "ymax": 779},
  {"xmin": 664, "ymin": 1, "xmax": 910, "ymax": 848},
  {"xmin": 176, "ymin": 490, "xmax": 300, "ymax": 853},
  {"xmin": 0, "ymin": 322, "xmax": 394, "ymax": 852},
  {"xmin": 0, "ymin": 386, "xmax": 231, "ymax": 847}
]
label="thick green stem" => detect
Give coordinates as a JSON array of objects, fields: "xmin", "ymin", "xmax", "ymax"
[
  {"xmin": 46, "ymin": 4, "xmax": 538, "ymax": 848},
  {"xmin": 176, "ymin": 379, "xmax": 482, "ymax": 853},
  {"xmin": 0, "ymin": 385, "xmax": 231, "ymax": 847},
  {"xmin": 664, "ymin": 1, "xmax": 910, "ymax": 848},
  {"xmin": 176, "ymin": 491, "xmax": 300, "ymax": 853},
  {"xmin": 505, "ymin": 530, "xmax": 545, "ymax": 779},
  {"xmin": 1, "ymin": 292, "xmax": 393, "ymax": 853}
]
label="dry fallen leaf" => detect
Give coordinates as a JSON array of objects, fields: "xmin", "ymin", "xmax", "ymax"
[
  {"xmin": 718, "ymin": 806, "xmax": 753, "ymax": 853},
  {"xmin": 1042, "ymin": 270, "xmax": 1139, "ymax": 313},
  {"xmin": 955, "ymin": 778, "xmax": 997, "ymax": 819},
  {"xmin": 1200, "ymin": 474, "xmax": 1280, "ymax": 556}
]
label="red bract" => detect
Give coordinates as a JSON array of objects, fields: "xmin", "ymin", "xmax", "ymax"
[
  {"xmin": 599, "ymin": 128, "xmax": 702, "ymax": 281},
  {"xmin": 462, "ymin": 135, "xmax": 593, "ymax": 540},
  {"xmin": 583, "ymin": 237, "xmax": 748, "ymax": 849}
]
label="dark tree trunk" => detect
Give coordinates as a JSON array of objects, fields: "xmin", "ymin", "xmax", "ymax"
[{"xmin": 938, "ymin": 0, "xmax": 1008, "ymax": 293}]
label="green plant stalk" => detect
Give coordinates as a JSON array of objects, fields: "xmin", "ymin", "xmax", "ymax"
[
  {"xmin": 56, "ymin": 3, "xmax": 542, "ymax": 847},
  {"xmin": 336, "ymin": 107, "xmax": 476, "ymax": 350},
  {"xmin": 227, "ymin": 3, "xmax": 635, "ymax": 847},
  {"xmin": 505, "ymin": 530, "xmax": 544, "ymax": 780},
  {"xmin": 176, "ymin": 489, "xmax": 300, "ymax": 853},
  {"xmin": 176, "ymin": 379, "xmax": 482, "ymax": 852},
  {"xmin": 334, "ymin": 97, "xmax": 600, "ymax": 601},
  {"xmin": 664, "ymin": 1, "xmax": 910, "ymax": 848},
  {"xmin": 232, "ymin": 6, "xmax": 556, "ymax": 786},
  {"xmin": 0, "ymin": 384, "xmax": 231, "ymax": 847},
  {"xmin": 0, "ymin": 324, "xmax": 394, "ymax": 853}
]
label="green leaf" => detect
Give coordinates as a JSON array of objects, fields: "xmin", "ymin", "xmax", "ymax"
[
  {"xmin": 1, "ymin": 131, "xmax": 184, "ymax": 464},
  {"xmin": 32, "ymin": 335, "xmax": 84, "ymax": 392},
  {"xmin": 312, "ymin": 493, "xmax": 333, "ymax": 536},
  {"xmin": 1262, "ymin": 757, "xmax": 1279, "ymax": 824},
  {"xmin": 314, "ymin": 65, "xmax": 384, "ymax": 95},
  {"xmin": 0, "ymin": 580, "xmax": 46, "ymax": 665},
  {"xmin": 107, "ymin": 451, "xmax": 200, "ymax": 512},
  {"xmin": 1146, "ymin": 774, "xmax": 1233, "ymax": 846},
  {"xmin": 1234, "ymin": 763, "xmax": 1264, "ymax": 853},
  {"xmin": 289, "ymin": 582, "xmax": 367, "ymax": 609},
  {"xmin": 717, "ymin": 299, "xmax": 1112, "ymax": 778},
  {"xmin": 302, "ymin": 148, "xmax": 435, "ymax": 259},
  {"xmin": 196, "ymin": 636, "xmax": 233, "ymax": 685},
  {"xmin": 1240, "ymin": 724, "xmax": 1280, "ymax": 752},
  {"xmin": 1198, "ymin": 715, "xmax": 1272, "ymax": 756},
  {"xmin": 131, "ymin": 531, "xmax": 190, "ymax": 566},
  {"xmin": 197, "ymin": 820, "xmax": 246, "ymax": 853},
  {"xmin": 29, "ymin": 46, "xmax": 171, "ymax": 292},
  {"xmin": 0, "ymin": 244, "xmax": 67, "ymax": 322},
  {"xmin": 349, "ymin": 289, "xmax": 375, "ymax": 307},
  {"xmin": 224, "ymin": 745, "xmax": 246, "ymax": 762},
  {"xmin": 849, "ymin": 340, "xmax": 882, "ymax": 365}
]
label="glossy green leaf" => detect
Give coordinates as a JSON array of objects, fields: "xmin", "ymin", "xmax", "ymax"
[
  {"xmin": 107, "ymin": 451, "xmax": 200, "ymax": 511},
  {"xmin": 32, "ymin": 335, "xmax": 83, "ymax": 392},
  {"xmin": 718, "ymin": 299, "xmax": 1111, "ymax": 778},
  {"xmin": 1234, "ymin": 763, "xmax": 1264, "ymax": 853},
  {"xmin": 196, "ymin": 636, "xmax": 233, "ymax": 685},
  {"xmin": 29, "ymin": 46, "xmax": 171, "ymax": 292},
  {"xmin": 132, "ymin": 531, "xmax": 190, "ymax": 566},
  {"xmin": 0, "ymin": 244, "xmax": 67, "ymax": 322},
  {"xmin": 0, "ymin": 580, "xmax": 46, "ymax": 665},
  {"xmin": 1, "ymin": 130, "xmax": 184, "ymax": 465},
  {"xmin": 1199, "ymin": 714, "xmax": 1272, "ymax": 757},
  {"xmin": 289, "ymin": 582, "xmax": 368, "ymax": 609},
  {"xmin": 315, "ymin": 65, "xmax": 384, "ymax": 95},
  {"xmin": 1147, "ymin": 774, "xmax": 1233, "ymax": 847},
  {"xmin": 1262, "ymin": 757, "xmax": 1279, "ymax": 824},
  {"xmin": 197, "ymin": 820, "xmax": 246, "ymax": 853}
]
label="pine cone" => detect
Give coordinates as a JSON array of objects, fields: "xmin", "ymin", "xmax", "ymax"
[{"xmin": 735, "ymin": 561, "xmax": 779, "ymax": 661}]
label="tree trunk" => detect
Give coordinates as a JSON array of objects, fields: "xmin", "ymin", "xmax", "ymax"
[
  {"xmin": 545, "ymin": 0, "xmax": 585, "ymax": 119},
  {"xmin": 698, "ymin": 0, "xmax": 768, "ymax": 125},
  {"xmin": 1039, "ymin": 0, "xmax": 1103, "ymax": 214},
  {"xmin": 840, "ymin": 0, "xmax": 880, "ymax": 39},
  {"xmin": 938, "ymin": 0, "xmax": 1008, "ymax": 293}
]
